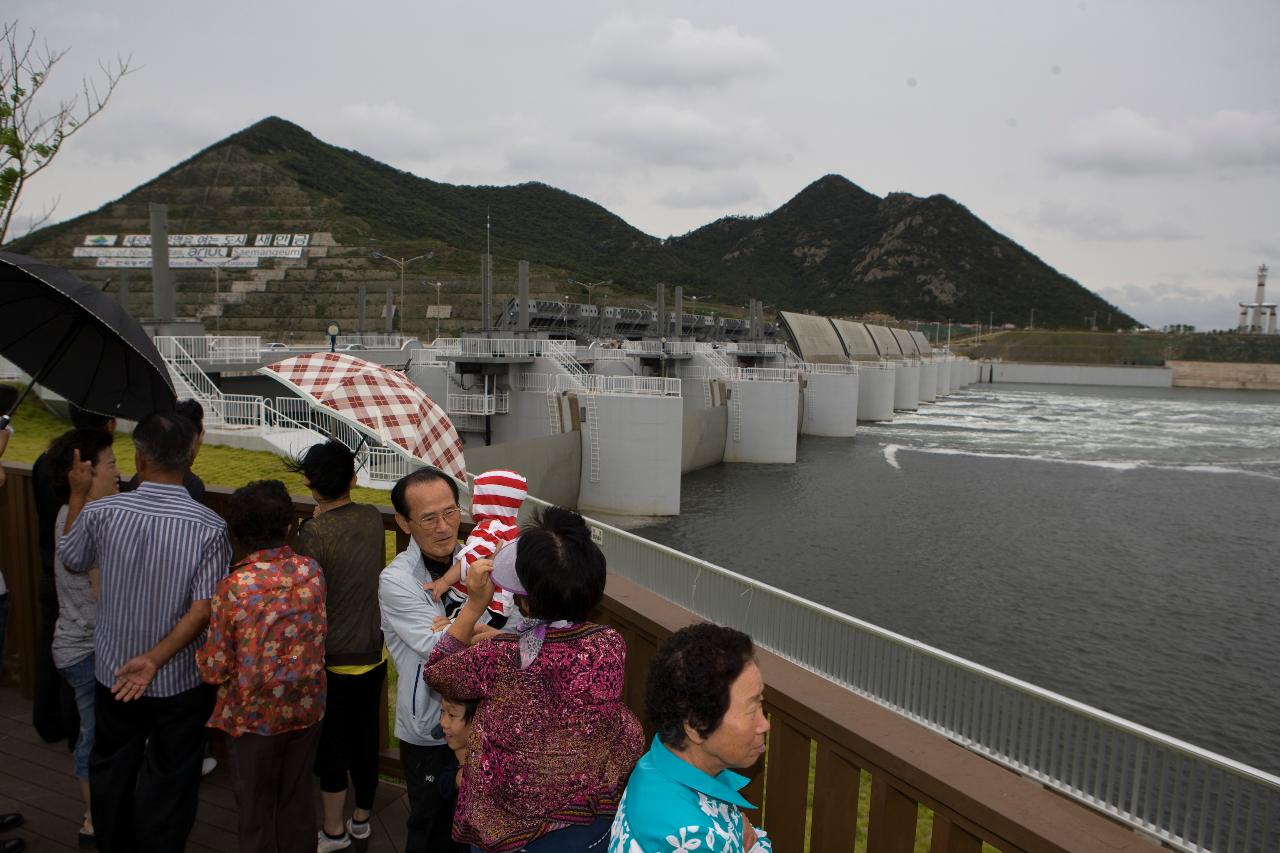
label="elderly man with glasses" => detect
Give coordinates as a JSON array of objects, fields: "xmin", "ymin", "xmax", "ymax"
[{"xmin": 381, "ymin": 467, "xmax": 469, "ymax": 853}]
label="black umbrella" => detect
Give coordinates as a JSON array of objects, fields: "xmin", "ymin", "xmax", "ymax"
[{"xmin": 0, "ymin": 251, "xmax": 176, "ymax": 428}]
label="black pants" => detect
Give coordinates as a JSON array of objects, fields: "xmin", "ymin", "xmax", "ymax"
[
  {"xmin": 90, "ymin": 681, "xmax": 215, "ymax": 853},
  {"xmin": 33, "ymin": 568, "xmax": 77, "ymax": 744},
  {"xmin": 228, "ymin": 723, "xmax": 323, "ymax": 853},
  {"xmin": 315, "ymin": 663, "xmax": 385, "ymax": 809},
  {"xmin": 399, "ymin": 741, "xmax": 459, "ymax": 853}
]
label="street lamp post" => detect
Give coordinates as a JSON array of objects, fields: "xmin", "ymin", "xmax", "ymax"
[
  {"xmin": 193, "ymin": 255, "xmax": 233, "ymax": 335},
  {"xmin": 433, "ymin": 281, "xmax": 443, "ymax": 339},
  {"xmin": 569, "ymin": 278, "xmax": 610, "ymax": 306},
  {"xmin": 372, "ymin": 250, "xmax": 432, "ymax": 338}
]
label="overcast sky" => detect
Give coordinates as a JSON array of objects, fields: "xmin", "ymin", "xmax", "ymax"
[{"xmin": 8, "ymin": 0, "xmax": 1279, "ymax": 329}]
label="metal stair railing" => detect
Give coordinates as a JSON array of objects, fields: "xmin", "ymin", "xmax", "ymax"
[
  {"xmin": 542, "ymin": 340, "xmax": 588, "ymax": 389},
  {"xmin": 154, "ymin": 336, "xmax": 226, "ymax": 420}
]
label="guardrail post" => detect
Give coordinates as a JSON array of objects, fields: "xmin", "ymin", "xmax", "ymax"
[
  {"xmin": 929, "ymin": 815, "xmax": 983, "ymax": 853},
  {"xmin": 868, "ymin": 777, "xmax": 919, "ymax": 853},
  {"xmin": 811, "ymin": 741, "xmax": 862, "ymax": 851},
  {"xmin": 763, "ymin": 714, "xmax": 812, "ymax": 851}
]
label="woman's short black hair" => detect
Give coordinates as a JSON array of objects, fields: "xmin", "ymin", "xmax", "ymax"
[
  {"xmin": 515, "ymin": 505, "xmax": 605, "ymax": 622},
  {"xmin": 225, "ymin": 480, "xmax": 294, "ymax": 553},
  {"xmin": 46, "ymin": 428, "xmax": 115, "ymax": 503},
  {"xmin": 284, "ymin": 439, "xmax": 355, "ymax": 501},
  {"xmin": 646, "ymin": 624, "xmax": 755, "ymax": 750}
]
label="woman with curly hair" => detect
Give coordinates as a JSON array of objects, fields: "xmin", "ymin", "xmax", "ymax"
[{"xmin": 609, "ymin": 624, "xmax": 772, "ymax": 853}]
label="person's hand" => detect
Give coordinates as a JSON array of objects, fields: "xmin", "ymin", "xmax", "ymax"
[
  {"xmin": 464, "ymin": 558, "xmax": 495, "ymax": 609},
  {"xmin": 426, "ymin": 575, "xmax": 454, "ymax": 602},
  {"xmin": 432, "ymin": 614, "xmax": 452, "ymax": 633},
  {"xmin": 112, "ymin": 654, "xmax": 158, "ymax": 702},
  {"xmin": 67, "ymin": 449, "xmax": 94, "ymax": 500},
  {"xmin": 470, "ymin": 623, "xmax": 501, "ymax": 644},
  {"xmin": 742, "ymin": 819, "xmax": 758, "ymax": 851}
]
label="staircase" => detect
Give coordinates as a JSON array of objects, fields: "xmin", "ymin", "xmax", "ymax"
[{"xmin": 153, "ymin": 336, "xmax": 227, "ymax": 422}]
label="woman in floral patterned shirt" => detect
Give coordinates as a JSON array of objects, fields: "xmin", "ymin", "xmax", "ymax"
[
  {"xmin": 610, "ymin": 625, "xmax": 772, "ymax": 853},
  {"xmin": 197, "ymin": 479, "xmax": 327, "ymax": 853}
]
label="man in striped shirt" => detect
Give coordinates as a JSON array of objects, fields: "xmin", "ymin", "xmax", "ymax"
[{"xmin": 59, "ymin": 411, "xmax": 231, "ymax": 853}]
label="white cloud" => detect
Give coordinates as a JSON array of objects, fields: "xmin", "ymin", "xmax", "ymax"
[
  {"xmin": 589, "ymin": 104, "xmax": 781, "ymax": 171},
  {"xmin": 588, "ymin": 14, "xmax": 776, "ymax": 89},
  {"xmin": 657, "ymin": 174, "xmax": 761, "ymax": 210},
  {"xmin": 1095, "ymin": 280, "xmax": 1244, "ymax": 331},
  {"xmin": 1048, "ymin": 108, "xmax": 1280, "ymax": 177},
  {"xmin": 1026, "ymin": 200, "xmax": 1192, "ymax": 242}
]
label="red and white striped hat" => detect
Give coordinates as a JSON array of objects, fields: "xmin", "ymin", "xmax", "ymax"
[{"xmin": 470, "ymin": 470, "xmax": 527, "ymax": 523}]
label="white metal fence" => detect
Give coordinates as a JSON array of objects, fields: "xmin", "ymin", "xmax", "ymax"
[
  {"xmin": 517, "ymin": 496, "xmax": 1280, "ymax": 853},
  {"xmin": 518, "ymin": 372, "xmax": 681, "ymax": 397},
  {"xmin": 729, "ymin": 366, "xmax": 797, "ymax": 382},
  {"xmin": 155, "ymin": 335, "xmax": 263, "ymax": 364},
  {"xmin": 797, "ymin": 361, "xmax": 861, "ymax": 375},
  {"xmin": 446, "ymin": 392, "xmax": 511, "ymax": 416},
  {"xmin": 337, "ymin": 334, "xmax": 404, "ymax": 349},
  {"xmin": 725, "ymin": 341, "xmax": 791, "ymax": 355}
]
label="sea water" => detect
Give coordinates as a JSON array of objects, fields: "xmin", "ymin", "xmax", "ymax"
[{"xmin": 639, "ymin": 383, "xmax": 1280, "ymax": 774}]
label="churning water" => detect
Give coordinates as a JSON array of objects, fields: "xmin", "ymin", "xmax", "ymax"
[{"xmin": 639, "ymin": 383, "xmax": 1280, "ymax": 773}]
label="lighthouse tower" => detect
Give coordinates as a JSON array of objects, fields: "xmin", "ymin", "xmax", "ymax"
[{"xmin": 1238, "ymin": 264, "xmax": 1276, "ymax": 334}]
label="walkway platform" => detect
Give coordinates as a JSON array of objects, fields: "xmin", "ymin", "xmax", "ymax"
[{"xmin": 0, "ymin": 685, "xmax": 410, "ymax": 852}]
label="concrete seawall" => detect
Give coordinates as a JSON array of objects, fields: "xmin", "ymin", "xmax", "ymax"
[{"xmin": 1168, "ymin": 361, "xmax": 1280, "ymax": 390}]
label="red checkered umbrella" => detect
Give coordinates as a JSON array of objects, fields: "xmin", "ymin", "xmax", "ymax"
[{"xmin": 259, "ymin": 352, "xmax": 465, "ymax": 482}]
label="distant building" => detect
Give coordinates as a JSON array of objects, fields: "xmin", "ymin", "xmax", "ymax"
[{"xmin": 1237, "ymin": 264, "xmax": 1278, "ymax": 334}]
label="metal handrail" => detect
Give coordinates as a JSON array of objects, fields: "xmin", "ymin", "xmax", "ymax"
[
  {"xmin": 522, "ymin": 496, "xmax": 1280, "ymax": 852},
  {"xmin": 729, "ymin": 366, "xmax": 797, "ymax": 382},
  {"xmin": 155, "ymin": 335, "xmax": 262, "ymax": 364},
  {"xmin": 798, "ymin": 361, "xmax": 861, "ymax": 375},
  {"xmin": 517, "ymin": 372, "xmax": 681, "ymax": 397}
]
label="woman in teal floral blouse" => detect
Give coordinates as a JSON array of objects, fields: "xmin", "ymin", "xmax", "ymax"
[{"xmin": 610, "ymin": 625, "xmax": 772, "ymax": 853}]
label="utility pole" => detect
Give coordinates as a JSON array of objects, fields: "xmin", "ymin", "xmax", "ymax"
[
  {"xmin": 569, "ymin": 278, "xmax": 610, "ymax": 305},
  {"xmin": 372, "ymin": 250, "xmax": 432, "ymax": 338},
  {"xmin": 434, "ymin": 281, "xmax": 443, "ymax": 339},
  {"xmin": 193, "ymin": 254, "xmax": 233, "ymax": 336},
  {"xmin": 1029, "ymin": 308, "xmax": 1035, "ymax": 330}
]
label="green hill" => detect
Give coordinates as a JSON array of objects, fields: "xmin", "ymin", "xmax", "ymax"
[{"xmin": 5, "ymin": 117, "xmax": 1139, "ymax": 337}]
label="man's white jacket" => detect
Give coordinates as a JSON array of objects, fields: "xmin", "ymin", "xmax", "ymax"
[{"xmin": 379, "ymin": 537, "xmax": 456, "ymax": 747}]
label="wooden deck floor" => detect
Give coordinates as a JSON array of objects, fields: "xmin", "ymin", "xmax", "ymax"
[{"xmin": 0, "ymin": 685, "xmax": 410, "ymax": 852}]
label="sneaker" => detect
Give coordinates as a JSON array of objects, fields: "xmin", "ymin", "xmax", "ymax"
[
  {"xmin": 316, "ymin": 830, "xmax": 351, "ymax": 852},
  {"xmin": 346, "ymin": 818, "xmax": 371, "ymax": 840},
  {"xmin": 201, "ymin": 756, "xmax": 218, "ymax": 776}
]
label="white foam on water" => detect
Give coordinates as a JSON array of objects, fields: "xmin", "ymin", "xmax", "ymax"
[
  {"xmin": 882, "ymin": 443, "xmax": 903, "ymax": 470},
  {"xmin": 881, "ymin": 444, "xmax": 1280, "ymax": 481},
  {"xmin": 887, "ymin": 444, "xmax": 1143, "ymax": 471}
]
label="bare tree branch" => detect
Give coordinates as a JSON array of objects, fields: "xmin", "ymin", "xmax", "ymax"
[{"xmin": 0, "ymin": 19, "xmax": 134, "ymax": 245}]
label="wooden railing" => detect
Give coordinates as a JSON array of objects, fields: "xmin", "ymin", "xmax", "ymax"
[{"xmin": 0, "ymin": 468, "xmax": 1159, "ymax": 852}]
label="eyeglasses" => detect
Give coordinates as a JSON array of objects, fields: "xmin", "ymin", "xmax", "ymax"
[{"xmin": 410, "ymin": 506, "xmax": 460, "ymax": 528}]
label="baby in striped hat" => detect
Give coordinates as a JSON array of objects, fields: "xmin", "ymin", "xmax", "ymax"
[{"xmin": 438, "ymin": 469, "xmax": 528, "ymax": 628}]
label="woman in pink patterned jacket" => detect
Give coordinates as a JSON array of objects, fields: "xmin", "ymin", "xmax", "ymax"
[{"xmin": 426, "ymin": 506, "xmax": 643, "ymax": 853}]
